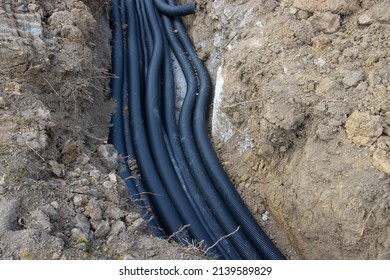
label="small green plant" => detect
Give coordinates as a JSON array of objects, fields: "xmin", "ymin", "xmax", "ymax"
[
  {"xmin": 0, "ymin": 144, "xmax": 12, "ymax": 156},
  {"xmin": 4, "ymin": 174, "xmax": 21, "ymax": 183},
  {"xmin": 20, "ymin": 250, "xmax": 32, "ymax": 260},
  {"xmin": 75, "ymin": 236, "xmax": 89, "ymax": 245}
]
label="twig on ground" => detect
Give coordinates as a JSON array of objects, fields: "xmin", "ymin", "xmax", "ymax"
[
  {"xmin": 41, "ymin": 75, "xmax": 60, "ymax": 97},
  {"xmin": 205, "ymin": 226, "xmax": 240, "ymax": 255},
  {"xmin": 223, "ymin": 98, "xmax": 262, "ymax": 109},
  {"xmin": 25, "ymin": 142, "xmax": 45, "ymax": 162},
  {"xmin": 167, "ymin": 224, "xmax": 190, "ymax": 242},
  {"xmin": 360, "ymin": 194, "xmax": 389, "ymax": 236}
]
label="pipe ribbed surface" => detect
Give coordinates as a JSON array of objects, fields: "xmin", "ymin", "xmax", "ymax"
[{"xmin": 109, "ymin": 0, "xmax": 287, "ymax": 260}]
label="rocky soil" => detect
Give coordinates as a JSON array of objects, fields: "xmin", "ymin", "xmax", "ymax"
[{"xmin": 0, "ymin": 0, "xmax": 389, "ymax": 260}]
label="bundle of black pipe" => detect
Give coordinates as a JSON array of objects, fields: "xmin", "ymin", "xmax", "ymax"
[{"xmin": 109, "ymin": 0, "xmax": 286, "ymax": 260}]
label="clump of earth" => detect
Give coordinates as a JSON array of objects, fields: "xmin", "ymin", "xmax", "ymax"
[{"xmin": 0, "ymin": 0, "xmax": 389, "ymax": 259}]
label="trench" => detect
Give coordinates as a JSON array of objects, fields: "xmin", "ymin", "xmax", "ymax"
[{"xmin": 108, "ymin": 0, "xmax": 285, "ymax": 260}]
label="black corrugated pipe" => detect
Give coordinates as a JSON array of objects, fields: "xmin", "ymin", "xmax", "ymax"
[
  {"xmin": 110, "ymin": 0, "xmax": 287, "ymax": 260},
  {"xmin": 135, "ymin": 0, "xmax": 152, "ymax": 84},
  {"xmin": 159, "ymin": 14, "xmax": 240, "ymax": 260},
  {"xmin": 124, "ymin": 0, "xmax": 188, "ymax": 241},
  {"xmin": 143, "ymin": 0, "xmax": 221, "ymax": 254},
  {"xmin": 161, "ymin": 6, "xmax": 262, "ymax": 260},
  {"xmin": 109, "ymin": 0, "xmax": 162, "ymax": 235},
  {"xmin": 153, "ymin": 0, "xmax": 196, "ymax": 17},
  {"xmin": 167, "ymin": 0, "xmax": 286, "ymax": 260}
]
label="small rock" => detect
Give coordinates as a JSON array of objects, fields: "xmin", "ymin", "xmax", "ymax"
[
  {"xmin": 73, "ymin": 195, "xmax": 85, "ymax": 207},
  {"xmin": 94, "ymin": 220, "xmax": 110, "ymax": 238},
  {"xmin": 102, "ymin": 181, "xmax": 113, "ymax": 188},
  {"xmin": 16, "ymin": 130, "xmax": 48, "ymax": 151},
  {"xmin": 342, "ymin": 71, "xmax": 365, "ymax": 88},
  {"xmin": 128, "ymin": 218, "xmax": 145, "ymax": 233},
  {"xmin": 361, "ymin": 3, "xmax": 390, "ymax": 25},
  {"xmin": 90, "ymin": 219, "xmax": 102, "ymax": 231},
  {"xmin": 97, "ymin": 145, "xmax": 119, "ymax": 170},
  {"xmin": 75, "ymin": 242, "xmax": 87, "ymax": 252},
  {"xmin": 297, "ymin": 9, "xmax": 310, "ymax": 20},
  {"xmin": 75, "ymin": 213, "xmax": 90, "ymax": 234},
  {"xmin": 76, "ymin": 153, "xmax": 90, "ymax": 165},
  {"xmin": 67, "ymin": 171, "xmax": 79, "ymax": 178},
  {"xmin": 71, "ymin": 228, "xmax": 89, "ymax": 241},
  {"xmin": 50, "ymin": 201, "xmax": 59, "ymax": 210},
  {"xmin": 109, "ymin": 221, "xmax": 126, "ymax": 236},
  {"xmin": 314, "ymin": 57, "xmax": 326, "ymax": 67},
  {"xmin": 29, "ymin": 210, "xmax": 52, "ymax": 231},
  {"xmin": 376, "ymin": 136, "xmax": 390, "ymax": 152},
  {"xmin": 262, "ymin": 211, "xmax": 270, "ymax": 222},
  {"xmin": 62, "ymin": 140, "xmax": 81, "ymax": 164},
  {"xmin": 108, "ymin": 172, "xmax": 117, "ymax": 183},
  {"xmin": 309, "ymin": 12, "xmax": 340, "ymax": 34},
  {"xmin": 48, "ymin": 161, "xmax": 65, "ymax": 178},
  {"xmin": 52, "ymin": 252, "xmax": 61, "ymax": 260},
  {"xmin": 345, "ymin": 111, "xmax": 383, "ymax": 146},
  {"xmin": 125, "ymin": 213, "xmax": 141, "ymax": 225},
  {"xmin": 89, "ymin": 169, "xmax": 101, "ymax": 180},
  {"xmin": 4, "ymin": 81, "xmax": 22, "ymax": 95},
  {"xmin": 104, "ymin": 206, "xmax": 125, "ymax": 220},
  {"xmin": 41, "ymin": 204, "xmax": 60, "ymax": 222},
  {"xmin": 85, "ymin": 198, "xmax": 102, "ymax": 220},
  {"xmin": 358, "ymin": 13, "xmax": 373, "ymax": 26},
  {"xmin": 316, "ymin": 124, "xmax": 336, "ymax": 141},
  {"xmin": 0, "ymin": 97, "xmax": 6, "ymax": 109},
  {"xmin": 315, "ymin": 78, "xmax": 341, "ymax": 97},
  {"xmin": 372, "ymin": 148, "xmax": 390, "ymax": 174},
  {"xmin": 279, "ymin": 146, "xmax": 288, "ymax": 153},
  {"xmin": 28, "ymin": 3, "xmax": 39, "ymax": 12}
]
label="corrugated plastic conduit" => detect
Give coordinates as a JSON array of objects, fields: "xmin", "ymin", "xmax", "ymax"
[{"xmin": 109, "ymin": 0, "xmax": 286, "ymax": 260}]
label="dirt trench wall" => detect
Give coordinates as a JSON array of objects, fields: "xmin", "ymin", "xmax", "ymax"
[
  {"xmin": 0, "ymin": 0, "xmax": 207, "ymax": 260},
  {"xmin": 184, "ymin": 0, "xmax": 390, "ymax": 259}
]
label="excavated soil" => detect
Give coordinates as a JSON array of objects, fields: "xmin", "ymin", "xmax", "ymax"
[{"xmin": 0, "ymin": 0, "xmax": 389, "ymax": 260}]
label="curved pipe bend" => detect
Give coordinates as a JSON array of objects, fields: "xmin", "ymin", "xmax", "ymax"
[
  {"xmin": 143, "ymin": 0, "xmax": 217, "ymax": 251},
  {"xmin": 167, "ymin": 0, "xmax": 286, "ymax": 260},
  {"xmin": 154, "ymin": 0, "xmax": 196, "ymax": 17}
]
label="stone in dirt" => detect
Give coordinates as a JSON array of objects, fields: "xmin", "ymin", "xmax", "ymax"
[
  {"xmin": 309, "ymin": 12, "xmax": 341, "ymax": 34},
  {"xmin": 85, "ymin": 198, "xmax": 102, "ymax": 221},
  {"xmin": 94, "ymin": 220, "xmax": 110, "ymax": 238},
  {"xmin": 75, "ymin": 213, "xmax": 90, "ymax": 234},
  {"xmin": 62, "ymin": 140, "xmax": 81, "ymax": 164},
  {"xmin": 345, "ymin": 111, "xmax": 383, "ymax": 147},
  {"xmin": 372, "ymin": 137, "xmax": 390, "ymax": 174},
  {"xmin": 315, "ymin": 77, "xmax": 341, "ymax": 97},
  {"xmin": 97, "ymin": 145, "xmax": 119, "ymax": 170},
  {"xmin": 342, "ymin": 71, "xmax": 365, "ymax": 88}
]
